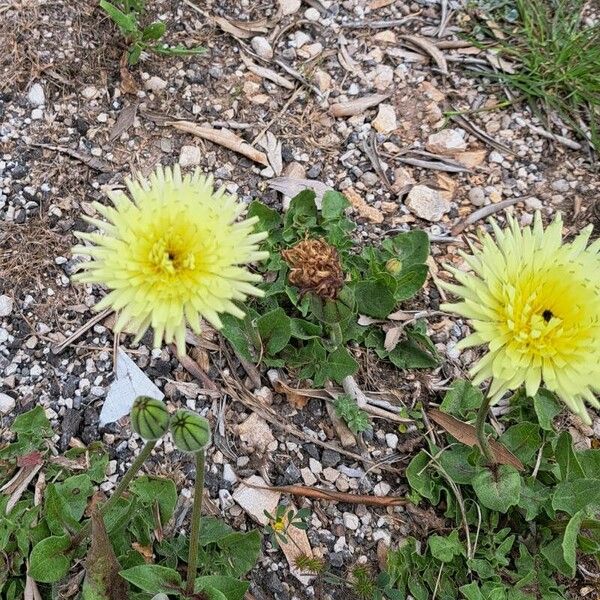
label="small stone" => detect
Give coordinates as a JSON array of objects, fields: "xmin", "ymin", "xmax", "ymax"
[
  {"xmin": 406, "ymin": 185, "xmax": 451, "ymax": 222},
  {"xmin": 81, "ymin": 86, "xmax": 99, "ymax": 100},
  {"xmin": 372, "ymin": 103, "xmax": 397, "ymax": 134},
  {"xmin": 391, "ymin": 166, "xmax": 416, "ymax": 193},
  {"xmin": 251, "ymin": 36, "xmax": 273, "ymax": 60},
  {"xmin": 301, "ymin": 467, "xmax": 317, "ymax": 485},
  {"xmin": 468, "ymin": 187, "xmax": 486, "ymax": 206},
  {"xmin": 233, "ymin": 475, "xmax": 280, "ymax": 525},
  {"xmin": 284, "ymin": 462, "xmax": 302, "ymax": 484},
  {"xmin": 426, "ymin": 128, "xmax": 467, "ymax": 155},
  {"xmin": 223, "ymin": 464, "xmax": 237, "ymax": 484},
  {"xmin": 374, "ymin": 482, "xmax": 391, "ymax": 497},
  {"xmin": 333, "ymin": 536, "xmax": 346, "ymax": 552},
  {"xmin": 343, "ymin": 512, "xmax": 360, "ymax": 531},
  {"xmin": 179, "ymin": 145, "xmax": 202, "ymax": 167},
  {"xmin": 31, "ymin": 108, "xmax": 44, "ymax": 120},
  {"xmin": 322, "ymin": 449, "xmax": 341, "ymax": 467},
  {"xmin": 28, "ymin": 83, "xmax": 45, "ymax": 107},
  {"xmin": 371, "ymin": 64, "xmax": 394, "ymax": 90},
  {"xmin": 30, "ymin": 365, "xmax": 43, "ymax": 378},
  {"xmin": 0, "ymin": 393, "xmax": 15, "ymax": 415},
  {"xmin": 525, "ymin": 196, "xmax": 542, "ymax": 210},
  {"xmin": 304, "ymin": 7, "xmax": 320, "ymax": 20},
  {"xmin": 281, "ymin": 0, "xmax": 301, "ymax": 15},
  {"xmin": 323, "ymin": 467, "xmax": 340, "ymax": 483},
  {"xmin": 0, "ymin": 295, "xmax": 13, "ymax": 317},
  {"xmin": 292, "ymin": 31, "xmax": 311, "ymax": 48},
  {"xmin": 489, "ymin": 151, "xmax": 504, "ymax": 163},
  {"xmin": 385, "ymin": 433, "xmax": 398, "ymax": 449},
  {"xmin": 551, "ymin": 179, "xmax": 570, "ymax": 193},
  {"xmin": 309, "ymin": 458, "xmax": 323, "ymax": 474},
  {"xmin": 313, "ymin": 69, "xmax": 332, "ymax": 92},
  {"xmin": 237, "ymin": 413, "xmax": 276, "ymax": 452},
  {"xmin": 373, "ymin": 30, "xmax": 396, "ymax": 44},
  {"xmin": 145, "ymin": 76, "xmax": 168, "ymax": 92}
]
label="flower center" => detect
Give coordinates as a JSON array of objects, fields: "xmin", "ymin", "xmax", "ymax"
[
  {"xmin": 149, "ymin": 237, "xmax": 195, "ymax": 275},
  {"xmin": 542, "ymin": 309, "xmax": 554, "ymax": 322}
]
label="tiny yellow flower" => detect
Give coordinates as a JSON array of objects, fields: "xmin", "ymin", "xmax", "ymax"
[
  {"xmin": 72, "ymin": 165, "xmax": 268, "ymax": 354},
  {"xmin": 440, "ymin": 212, "xmax": 600, "ymax": 424},
  {"xmin": 272, "ymin": 519, "xmax": 286, "ymax": 534}
]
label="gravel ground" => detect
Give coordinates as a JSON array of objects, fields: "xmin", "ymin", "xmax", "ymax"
[{"xmin": 1, "ymin": 0, "xmax": 600, "ymax": 598}]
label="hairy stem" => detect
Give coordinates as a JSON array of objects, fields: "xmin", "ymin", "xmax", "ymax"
[
  {"xmin": 69, "ymin": 439, "xmax": 156, "ymax": 550},
  {"xmin": 185, "ymin": 449, "xmax": 206, "ymax": 595},
  {"xmin": 475, "ymin": 391, "xmax": 495, "ymax": 465}
]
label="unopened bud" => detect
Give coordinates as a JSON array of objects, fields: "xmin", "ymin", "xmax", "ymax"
[
  {"xmin": 171, "ymin": 410, "xmax": 212, "ymax": 453},
  {"xmin": 130, "ymin": 396, "xmax": 170, "ymax": 440}
]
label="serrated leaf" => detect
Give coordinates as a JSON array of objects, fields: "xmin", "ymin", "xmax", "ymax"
[
  {"xmin": 383, "ymin": 230, "xmax": 430, "ymax": 267},
  {"xmin": 12, "ymin": 406, "xmax": 53, "ymax": 438},
  {"xmin": 439, "ymin": 380, "xmax": 483, "ymax": 419},
  {"xmin": 428, "ymin": 530, "xmax": 463, "ymax": 563},
  {"xmin": 199, "ymin": 517, "xmax": 234, "ymax": 546},
  {"xmin": 29, "ymin": 535, "xmax": 71, "ymax": 583},
  {"xmin": 257, "ymin": 307, "xmax": 292, "ymax": 355},
  {"xmin": 216, "ymin": 530, "xmax": 261, "ymax": 577},
  {"xmin": 290, "ymin": 318, "xmax": 322, "ymax": 340},
  {"xmin": 552, "ymin": 478, "xmax": 600, "ymax": 515},
  {"xmin": 533, "ymin": 390, "xmax": 562, "ymax": 431},
  {"xmin": 321, "ymin": 190, "xmax": 349, "ymax": 220},
  {"xmin": 471, "ymin": 466, "xmax": 521, "ymax": 513},
  {"xmin": 284, "ymin": 190, "xmax": 318, "ymax": 231},
  {"xmin": 518, "ymin": 477, "xmax": 551, "ymax": 520},
  {"xmin": 394, "ymin": 264, "xmax": 428, "ymax": 301},
  {"xmin": 314, "ymin": 346, "xmax": 358, "ymax": 385},
  {"xmin": 56, "ymin": 474, "xmax": 94, "ymax": 522},
  {"xmin": 99, "ymin": 0, "xmax": 137, "ymax": 34},
  {"xmin": 220, "ymin": 313, "xmax": 259, "ymax": 362},
  {"xmin": 119, "ymin": 565, "xmax": 182, "ymax": 594},
  {"xmin": 141, "ymin": 21, "xmax": 166, "ymax": 41}
]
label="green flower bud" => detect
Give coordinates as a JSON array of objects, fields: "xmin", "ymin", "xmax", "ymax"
[
  {"xmin": 130, "ymin": 396, "xmax": 170, "ymax": 440},
  {"xmin": 385, "ymin": 258, "xmax": 402, "ymax": 275},
  {"xmin": 171, "ymin": 410, "xmax": 212, "ymax": 453}
]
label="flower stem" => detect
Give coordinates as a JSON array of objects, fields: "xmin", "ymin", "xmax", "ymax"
[
  {"xmin": 185, "ymin": 448, "xmax": 206, "ymax": 595},
  {"xmin": 69, "ymin": 439, "xmax": 156, "ymax": 550},
  {"xmin": 475, "ymin": 391, "xmax": 495, "ymax": 465}
]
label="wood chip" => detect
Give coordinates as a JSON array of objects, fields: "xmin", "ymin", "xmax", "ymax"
[
  {"xmin": 109, "ymin": 102, "xmax": 139, "ymax": 142},
  {"xmin": 29, "ymin": 142, "xmax": 113, "ymax": 173},
  {"xmin": 429, "ymin": 409, "xmax": 524, "ymax": 470},
  {"xmin": 326, "ymin": 402, "xmax": 357, "ymax": 448},
  {"xmin": 168, "ymin": 121, "xmax": 269, "ymax": 166},
  {"xmin": 344, "ymin": 187, "xmax": 384, "ymax": 223},
  {"xmin": 399, "ymin": 35, "xmax": 448, "ymax": 76},
  {"xmin": 240, "ymin": 55, "xmax": 295, "ymax": 89},
  {"xmin": 329, "ymin": 94, "xmax": 390, "ymax": 117}
]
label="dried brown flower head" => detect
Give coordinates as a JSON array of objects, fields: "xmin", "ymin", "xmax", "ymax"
[{"xmin": 281, "ymin": 238, "xmax": 345, "ymax": 300}]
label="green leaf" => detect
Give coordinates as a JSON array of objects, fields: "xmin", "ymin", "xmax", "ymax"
[
  {"xmin": 438, "ymin": 446, "xmax": 480, "ymax": 485},
  {"xmin": 406, "ymin": 451, "xmax": 440, "ymax": 503},
  {"xmin": 11, "ymin": 405, "xmax": 52, "ymax": 437},
  {"xmin": 428, "ymin": 530, "xmax": 463, "ymax": 563},
  {"xmin": 499, "ymin": 422, "xmax": 541, "ymax": 466},
  {"xmin": 439, "ymin": 380, "xmax": 483, "ymax": 419},
  {"xmin": 577, "ymin": 449, "xmax": 600, "ymax": 478},
  {"xmin": 315, "ymin": 346, "xmax": 359, "ymax": 385},
  {"xmin": 195, "ymin": 576, "xmax": 248, "ymax": 600},
  {"xmin": 56, "ymin": 474, "xmax": 94, "ymax": 521},
  {"xmin": 387, "ymin": 325, "xmax": 438, "ymax": 369},
  {"xmin": 119, "ymin": 565, "xmax": 182, "ymax": 594},
  {"xmin": 220, "ymin": 313, "xmax": 259, "ymax": 362},
  {"xmin": 290, "ymin": 318, "xmax": 322, "ymax": 340},
  {"xmin": 141, "ymin": 21, "xmax": 166, "ymax": 41},
  {"xmin": 394, "ymin": 264, "xmax": 428, "ymax": 301},
  {"xmin": 284, "ymin": 190, "xmax": 318, "ymax": 231},
  {"xmin": 383, "ymin": 230, "xmax": 429, "ymax": 268},
  {"xmin": 151, "ymin": 44, "xmax": 207, "ymax": 57},
  {"xmin": 562, "ymin": 510, "xmax": 584, "ymax": 577},
  {"xmin": 256, "ymin": 307, "xmax": 292, "ymax": 355},
  {"xmin": 459, "ymin": 582, "xmax": 484, "ymax": 600},
  {"xmin": 29, "ymin": 535, "xmax": 71, "ymax": 583},
  {"xmin": 216, "ymin": 530, "xmax": 261, "ymax": 577},
  {"xmin": 541, "ymin": 536, "xmax": 572, "ymax": 578},
  {"xmin": 354, "ymin": 276, "xmax": 397, "ymax": 318},
  {"xmin": 130, "ymin": 476, "xmax": 177, "ymax": 523},
  {"xmin": 45, "ymin": 483, "xmax": 82, "ymax": 535},
  {"xmin": 321, "ymin": 191, "xmax": 349, "ymax": 221},
  {"xmin": 128, "ymin": 44, "xmax": 143, "ymax": 65},
  {"xmin": 552, "ymin": 479, "xmax": 600, "ymax": 515},
  {"xmin": 247, "ymin": 200, "xmax": 281, "ymax": 232},
  {"xmin": 471, "ymin": 466, "xmax": 521, "ymax": 513},
  {"xmin": 199, "ymin": 517, "xmax": 234, "ymax": 546},
  {"xmin": 533, "ymin": 390, "xmax": 562, "ymax": 431},
  {"xmin": 518, "ymin": 477, "xmax": 551, "ymax": 520},
  {"xmin": 99, "ymin": 0, "xmax": 137, "ymax": 34},
  {"xmin": 554, "ymin": 431, "xmax": 585, "ymax": 481}
]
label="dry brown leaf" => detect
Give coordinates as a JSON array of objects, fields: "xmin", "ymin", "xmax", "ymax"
[
  {"xmin": 174, "ymin": 347, "xmax": 220, "ymax": 394},
  {"xmin": 213, "ymin": 15, "xmax": 257, "ymax": 39},
  {"xmin": 119, "ymin": 53, "xmax": 139, "ymax": 94},
  {"xmin": 25, "ymin": 572, "xmax": 42, "ymax": 600},
  {"xmin": 269, "ymin": 371, "xmax": 312, "ymax": 409},
  {"xmin": 429, "ymin": 409, "xmax": 524, "ymax": 470},
  {"xmin": 279, "ymin": 506, "xmax": 315, "ymax": 585},
  {"xmin": 329, "ymin": 94, "xmax": 390, "ymax": 117},
  {"xmin": 248, "ymin": 482, "xmax": 409, "ymax": 507},
  {"xmin": 109, "ymin": 102, "xmax": 139, "ymax": 142},
  {"xmin": 258, "ymin": 131, "xmax": 283, "ymax": 175},
  {"xmin": 1, "ymin": 460, "xmax": 43, "ymax": 514},
  {"xmin": 33, "ymin": 471, "xmax": 45, "ymax": 507},
  {"xmin": 387, "ymin": 310, "xmax": 413, "ymax": 321},
  {"xmin": 168, "ymin": 121, "xmax": 269, "ymax": 166},
  {"xmin": 325, "ymin": 402, "xmax": 356, "ymax": 448},
  {"xmin": 132, "ymin": 542, "xmax": 154, "ymax": 563},
  {"xmin": 268, "ymin": 177, "xmax": 332, "ymax": 204},
  {"xmin": 241, "ymin": 55, "xmax": 295, "ymax": 89},
  {"xmin": 358, "ymin": 315, "xmax": 381, "ymax": 326},
  {"xmin": 399, "ymin": 35, "xmax": 448, "ymax": 75},
  {"xmin": 384, "ymin": 326, "xmax": 403, "ymax": 352},
  {"xmin": 485, "ymin": 51, "xmax": 517, "ymax": 74},
  {"xmin": 455, "ymin": 149, "xmax": 487, "ymax": 169},
  {"xmin": 344, "ymin": 187, "xmax": 384, "ymax": 223}
]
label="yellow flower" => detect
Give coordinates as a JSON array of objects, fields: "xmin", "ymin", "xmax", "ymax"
[
  {"xmin": 440, "ymin": 212, "xmax": 600, "ymax": 424},
  {"xmin": 72, "ymin": 165, "xmax": 268, "ymax": 354}
]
